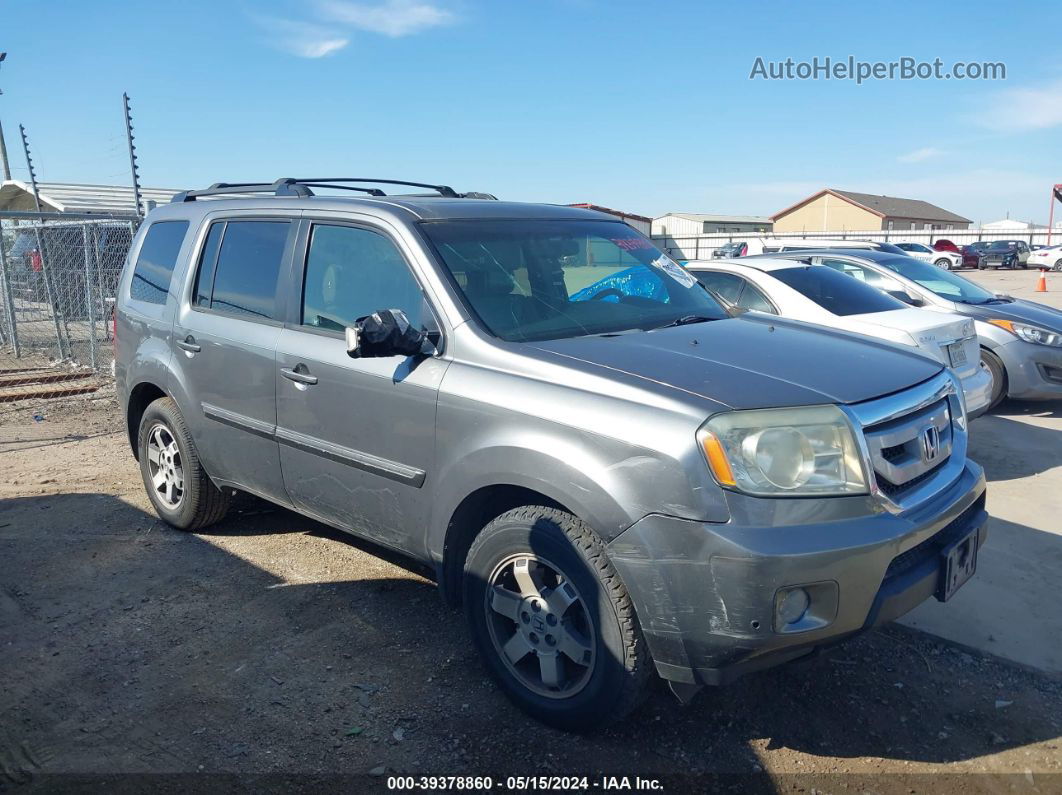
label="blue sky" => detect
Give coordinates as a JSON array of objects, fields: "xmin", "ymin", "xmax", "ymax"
[{"xmin": 2, "ymin": 0, "xmax": 1060, "ymax": 224}]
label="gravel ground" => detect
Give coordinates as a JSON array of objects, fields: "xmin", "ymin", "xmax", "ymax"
[{"xmin": 2, "ymin": 396, "xmax": 1061, "ymax": 793}]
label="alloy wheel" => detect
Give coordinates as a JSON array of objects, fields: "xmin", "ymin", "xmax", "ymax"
[
  {"xmin": 147, "ymin": 423, "xmax": 185, "ymax": 508},
  {"xmin": 484, "ymin": 554, "xmax": 596, "ymax": 699}
]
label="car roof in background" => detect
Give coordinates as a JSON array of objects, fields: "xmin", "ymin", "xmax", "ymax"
[
  {"xmin": 686, "ymin": 257, "xmax": 815, "ymax": 273},
  {"xmin": 742, "ymin": 248, "xmax": 910, "ymax": 264}
]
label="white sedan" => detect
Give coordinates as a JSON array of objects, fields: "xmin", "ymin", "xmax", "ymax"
[
  {"xmin": 687, "ymin": 258, "xmax": 992, "ymax": 416},
  {"xmin": 894, "ymin": 242, "xmax": 963, "ymax": 270},
  {"xmin": 1028, "ymin": 245, "xmax": 1062, "ymax": 272}
]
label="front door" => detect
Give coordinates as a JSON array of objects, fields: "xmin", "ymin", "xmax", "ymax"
[{"xmin": 275, "ymin": 221, "xmax": 448, "ymax": 554}]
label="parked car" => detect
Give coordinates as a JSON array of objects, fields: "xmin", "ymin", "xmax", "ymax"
[
  {"xmin": 684, "ymin": 259, "xmax": 991, "ymax": 416},
  {"xmin": 1028, "ymin": 244, "xmax": 1062, "ymax": 272},
  {"xmin": 116, "ymin": 179, "xmax": 988, "ymax": 730},
  {"xmin": 933, "ymin": 239, "xmax": 961, "ymax": 254},
  {"xmin": 979, "ymin": 240, "xmax": 1031, "ymax": 269},
  {"xmin": 712, "ymin": 241, "xmax": 747, "ymax": 258},
  {"xmin": 961, "ymin": 242, "xmax": 989, "ymax": 269},
  {"xmin": 895, "ymin": 242, "xmax": 963, "ymax": 270},
  {"xmin": 739, "ymin": 237, "xmax": 905, "ymax": 256},
  {"xmin": 760, "ymin": 249, "xmax": 1062, "ymax": 409}
]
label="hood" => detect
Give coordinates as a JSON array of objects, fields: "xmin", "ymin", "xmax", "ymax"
[
  {"xmin": 961, "ymin": 298, "xmax": 1062, "ymax": 331},
  {"xmin": 527, "ymin": 315, "xmax": 942, "ymax": 411}
]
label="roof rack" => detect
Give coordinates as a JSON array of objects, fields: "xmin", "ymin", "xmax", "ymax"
[{"xmin": 171, "ymin": 177, "xmax": 494, "ymax": 203}]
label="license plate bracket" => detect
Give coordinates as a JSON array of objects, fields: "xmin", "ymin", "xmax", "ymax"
[
  {"xmin": 946, "ymin": 341, "xmax": 968, "ymax": 368},
  {"xmin": 936, "ymin": 528, "xmax": 978, "ymax": 601}
]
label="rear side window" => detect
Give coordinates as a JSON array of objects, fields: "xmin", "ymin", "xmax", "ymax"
[
  {"xmin": 771, "ymin": 265, "xmax": 906, "ymax": 316},
  {"xmin": 694, "ymin": 271, "xmax": 743, "ymax": 304},
  {"xmin": 195, "ymin": 220, "xmax": 290, "ymax": 320},
  {"xmin": 129, "ymin": 221, "xmax": 189, "ymax": 304}
]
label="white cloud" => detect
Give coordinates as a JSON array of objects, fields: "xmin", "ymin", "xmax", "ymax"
[
  {"xmin": 897, "ymin": 147, "xmax": 944, "ymax": 163},
  {"xmin": 317, "ymin": 0, "xmax": 454, "ymax": 37},
  {"xmin": 972, "ymin": 79, "xmax": 1062, "ymax": 132},
  {"xmin": 255, "ymin": 17, "xmax": 349, "ymax": 58}
]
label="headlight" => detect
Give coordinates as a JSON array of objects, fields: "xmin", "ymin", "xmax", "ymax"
[
  {"xmin": 698, "ymin": 405, "xmax": 867, "ymax": 497},
  {"xmin": 986, "ymin": 319, "xmax": 1062, "ymax": 347}
]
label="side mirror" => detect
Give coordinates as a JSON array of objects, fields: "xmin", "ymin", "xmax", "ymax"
[
  {"xmin": 887, "ymin": 290, "xmax": 923, "ymax": 307},
  {"xmin": 346, "ymin": 309, "xmax": 435, "ymax": 359}
]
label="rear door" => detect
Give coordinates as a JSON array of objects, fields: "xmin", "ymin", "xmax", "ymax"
[
  {"xmin": 274, "ymin": 219, "xmax": 449, "ymax": 554},
  {"xmin": 172, "ymin": 215, "xmax": 297, "ymax": 503}
]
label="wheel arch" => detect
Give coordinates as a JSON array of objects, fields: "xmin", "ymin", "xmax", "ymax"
[
  {"xmin": 437, "ymin": 483, "xmax": 583, "ymax": 607},
  {"xmin": 126, "ymin": 380, "xmax": 168, "ymax": 460}
]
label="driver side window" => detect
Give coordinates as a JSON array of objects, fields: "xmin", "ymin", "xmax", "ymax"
[{"xmin": 301, "ymin": 224, "xmax": 426, "ymax": 332}]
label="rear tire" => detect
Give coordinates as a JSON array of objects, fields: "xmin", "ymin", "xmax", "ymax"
[
  {"xmin": 980, "ymin": 349, "xmax": 1007, "ymax": 411},
  {"xmin": 137, "ymin": 397, "xmax": 231, "ymax": 530},
  {"xmin": 463, "ymin": 506, "xmax": 650, "ymax": 731},
  {"xmin": 1053, "ymin": 259, "xmax": 1062, "ymax": 272}
]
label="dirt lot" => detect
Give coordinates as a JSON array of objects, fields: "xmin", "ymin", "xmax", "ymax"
[{"xmin": 2, "ymin": 394, "xmax": 1061, "ymax": 793}]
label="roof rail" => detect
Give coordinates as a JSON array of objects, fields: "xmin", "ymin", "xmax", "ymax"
[{"xmin": 171, "ymin": 177, "xmax": 493, "ymax": 203}]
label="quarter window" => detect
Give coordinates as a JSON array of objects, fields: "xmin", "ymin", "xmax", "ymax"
[
  {"xmin": 196, "ymin": 220, "xmax": 290, "ymax": 320},
  {"xmin": 693, "ymin": 271, "xmax": 744, "ymax": 304},
  {"xmin": 129, "ymin": 221, "xmax": 189, "ymax": 304},
  {"xmin": 301, "ymin": 224, "xmax": 426, "ymax": 332}
]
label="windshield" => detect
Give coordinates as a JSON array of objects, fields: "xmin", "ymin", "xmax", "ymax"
[
  {"xmin": 421, "ymin": 219, "xmax": 728, "ymax": 342},
  {"xmin": 874, "ymin": 255, "xmax": 998, "ymax": 303},
  {"xmin": 771, "ymin": 265, "xmax": 907, "ymax": 316},
  {"xmin": 987, "ymin": 241, "xmax": 1017, "ymax": 250}
]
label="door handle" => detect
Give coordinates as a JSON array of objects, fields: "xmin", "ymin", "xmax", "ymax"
[
  {"xmin": 281, "ymin": 367, "xmax": 318, "ymax": 386},
  {"xmin": 176, "ymin": 336, "xmax": 201, "ymax": 353}
]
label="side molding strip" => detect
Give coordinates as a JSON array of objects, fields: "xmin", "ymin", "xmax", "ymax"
[
  {"xmin": 202, "ymin": 403, "xmax": 425, "ymax": 488},
  {"xmin": 202, "ymin": 403, "xmax": 276, "ymax": 440},
  {"xmin": 274, "ymin": 427, "xmax": 426, "ymax": 487}
]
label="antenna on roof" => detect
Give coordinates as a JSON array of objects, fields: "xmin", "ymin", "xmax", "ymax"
[{"xmin": 123, "ymin": 92, "xmax": 144, "ymax": 217}]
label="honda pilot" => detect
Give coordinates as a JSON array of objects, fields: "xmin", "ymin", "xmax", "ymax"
[{"xmin": 116, "ymin": 178, "xmax": 988, "ymax": 730}]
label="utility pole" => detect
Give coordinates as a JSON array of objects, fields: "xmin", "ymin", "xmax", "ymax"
[
  {"xmin": 0, "ymin": 53, "xmax": 11, "ymax": 180},
  {"xmin": 123, "ymin": 92, "xmax": 144, "ymax": 217}
]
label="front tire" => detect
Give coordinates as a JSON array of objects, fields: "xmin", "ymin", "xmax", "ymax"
[
  {"xmin": 137, "ymin": 397, "xmax": 231, "ymax": 530},
  {"xmin": 1053, "ymin": 259, "xmax": 1062, "ymax": 272},
  {"xmin": 980, "ymin": 349, "xmax": 1007, "ymax": 411},
  {"xmin": 934, "ymin": 258, "xmax": 952, "ymax": 270},
  {"xmin": 463, "ymin": 506, "xmax": 650, "ymax": 731}
]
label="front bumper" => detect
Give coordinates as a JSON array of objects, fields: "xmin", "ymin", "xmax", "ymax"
[
  {"xmin": 606, "ymin": 462, "xmax": 987, "ymax": 686},
  {"xmin": 995, "ymin": 338, "xmax": 1062, "ymax": 400}
]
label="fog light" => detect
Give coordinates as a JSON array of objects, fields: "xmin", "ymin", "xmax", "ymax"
[{"xmin": 776, "ymin": 587, "xmax": 810, "ymax": 626}]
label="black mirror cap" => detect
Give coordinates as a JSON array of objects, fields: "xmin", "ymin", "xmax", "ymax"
[{"xmin": 347, "ymin": 309, "xmax": 432, "ymax": 359}]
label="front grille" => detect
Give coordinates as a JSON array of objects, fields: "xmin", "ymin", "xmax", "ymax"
[{"xmin": 863, "ymin": 397, "xmax": 952, "ymax": 500}]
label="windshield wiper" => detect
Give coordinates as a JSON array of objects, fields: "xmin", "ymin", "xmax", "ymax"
[{"xmin": 650, "ymin": 314, "xmax": 718, "ymax": 330}]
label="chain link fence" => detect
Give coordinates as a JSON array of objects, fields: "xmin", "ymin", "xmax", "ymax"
[{"xmin": 0, "ymin": 214, "xmax": 137, "ymax": 406}]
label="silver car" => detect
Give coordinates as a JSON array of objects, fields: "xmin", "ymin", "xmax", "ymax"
[
  {"xmin": 116, "ymin": 179, "xmax": 988, "ymax": 730},
  {"xmin": 760, "ymin": 249, "xmax": 1062, "ymax": 409}
]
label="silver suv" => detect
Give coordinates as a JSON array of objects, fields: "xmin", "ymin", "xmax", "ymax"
[{"xmin": 116, "ymin": 178, "xmax": 988, "ymax": 730}]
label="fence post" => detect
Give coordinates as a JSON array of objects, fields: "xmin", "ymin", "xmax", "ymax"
[
  {"xmin": 82, "ymin": 224, "xmax": 98, "ymax": 372},
  {"xmin": 34, "ymin": 225, "xmax": 71, "ymax": 360},
  {"xmin": 0, "ymin": 231, "xmax": 19, "ymax": 357}
]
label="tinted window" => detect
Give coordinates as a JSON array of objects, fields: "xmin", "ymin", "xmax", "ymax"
[
  {"xmin": 193, "ymin": 222, "xmax": 225, "ymax": 307},
  {"xmin": 740, "ymin": 282, "xmax": 776, "ymax": 314},
  {"xmin": 129, "ymin": 221, "xmax": 189, "ymax": 304},
  {"xmin": 207, "ymin": 221, "xmax": 290, "ymax": 320},
  {"xmin": 302, "ymin": 224, "xmax": 425, "ymax": 332},
  {"xmin": 771, "ymin": 265, "xmax": 906, "ymax": 316},
  {"xmin": 422, "ymin": 220, "xmax": 726, "ymax": 342},
  {"xmin": 694, "ymin": 271, "xmax": 744, "ymax": 304}
]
